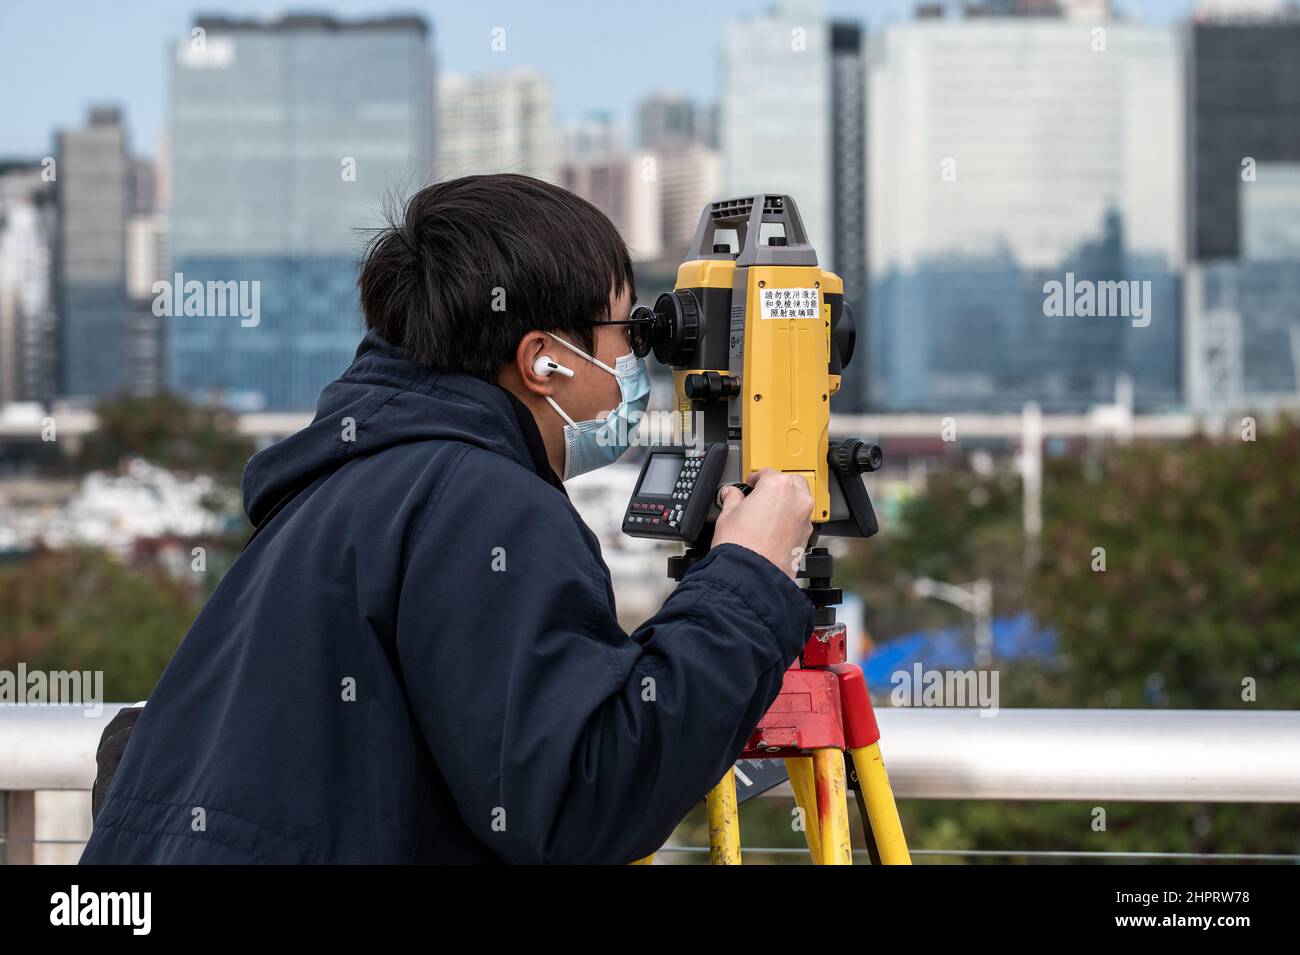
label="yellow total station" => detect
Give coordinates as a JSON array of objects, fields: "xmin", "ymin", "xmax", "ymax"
[{"xmin": 648, "ymin": 194, "xmax": 877, "ymax": 539}]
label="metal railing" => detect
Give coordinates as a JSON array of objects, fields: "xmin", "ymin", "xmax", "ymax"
[
  {"xmin": 868, "ymin": 707, "xmax": 1300, "ymax": 802},
  {"xmin": 3, "ymin": 705, "xmax": 1299, "ymax": 862}
]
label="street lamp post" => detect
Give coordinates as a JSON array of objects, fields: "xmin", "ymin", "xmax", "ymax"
[{"xmin": 913, "ymin": 576, "xmax": 994, "ymax": 669}]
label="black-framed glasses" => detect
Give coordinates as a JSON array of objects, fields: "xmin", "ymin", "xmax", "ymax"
[{"xmin": 591, "ymin": 304, "xmax": 657, "ymax": 358}]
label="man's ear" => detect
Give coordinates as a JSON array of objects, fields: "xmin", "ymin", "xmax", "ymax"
[{"xmin": 511, "ymin": 331, "xmax": 555, "ymax": 398}]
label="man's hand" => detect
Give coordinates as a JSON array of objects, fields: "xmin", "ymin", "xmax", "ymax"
[{"xmin": 711, "ymin": 468, "xmax": 814, "ymax": 580}]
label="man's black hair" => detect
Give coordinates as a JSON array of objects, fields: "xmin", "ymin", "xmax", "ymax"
[{"xmin": 358, "ymin": 174, "xmax": 636, "ymax": 381}]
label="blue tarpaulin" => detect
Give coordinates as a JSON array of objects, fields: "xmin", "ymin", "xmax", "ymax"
[{"xmin": 860, "ymin": 612, "xmax": 1057, "ymax": 686}]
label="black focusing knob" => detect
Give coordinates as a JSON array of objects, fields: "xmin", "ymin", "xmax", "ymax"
[
  {"xmin": 832, "ymin": 439, "xmax": 884, "ymax": 476},
  {"xmin": 855, "ymin": 443, "xmax": 884, "ymax": 473}
]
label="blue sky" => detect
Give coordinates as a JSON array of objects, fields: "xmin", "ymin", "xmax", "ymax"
[{"xmin": 0, "ymin": 0, "xmax": 1194, "ymax": 158}]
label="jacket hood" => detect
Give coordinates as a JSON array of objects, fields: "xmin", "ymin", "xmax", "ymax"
[{"xmin": 242, "ymin": 330, "xmax": 541, "ymax": 526}]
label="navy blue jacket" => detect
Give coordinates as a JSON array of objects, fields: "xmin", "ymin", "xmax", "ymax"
[{"xmin": 80, "ymin": 331, "xmax": 815, "ymax": 864}]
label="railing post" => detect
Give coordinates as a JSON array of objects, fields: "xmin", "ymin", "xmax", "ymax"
[{"xmin": 2, "ymin": 791, "xmax": 36, "ymax": 865}]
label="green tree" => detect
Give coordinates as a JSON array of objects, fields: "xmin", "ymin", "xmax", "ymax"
[
  {"xmin": 0, "ymin": 548, "xmax": 203, "ymax": 701},
  {"xmin": 79, "ymin": 392, "xmax": 256, "ymax": 489},
  {"xmin": 1033, "ymin": 420, "xmax": 1300, "ymax": 710},
  {"xmin": 715, "ymin": 418, "xmax": 1300, "ymax": 863}
]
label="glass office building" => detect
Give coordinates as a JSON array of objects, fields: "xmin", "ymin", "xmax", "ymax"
[
  {"xmin": 57, "ymin": 107, "xmax": 130, "ymax": 402},
  {"xmin": 829, "ymin": 21, "xmax": 869, "ymax": 413},
  {"xmin": 167, "ymin": 14, "xmax": 435, "ymax": 411},
  {"xmin": 1184, "ymin": 17, "xmax": 1300, "ymax": 411},
  {"xmin": 722, "ymin": 0, "xmax": 832, "ymax": 259},
  {"xmin": 867, "ymin": 19, "xmax": 1184, "ymax": 412}
]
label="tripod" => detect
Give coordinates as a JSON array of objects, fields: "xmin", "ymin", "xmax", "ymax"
[{"xmin": 659, "ymin": 545, "xmax": 911, "ymax": 865}]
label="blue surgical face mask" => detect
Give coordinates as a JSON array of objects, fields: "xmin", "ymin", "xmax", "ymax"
[{"xmin": 544, "ymin": 331, "xmax": 651, "ymax": 480}]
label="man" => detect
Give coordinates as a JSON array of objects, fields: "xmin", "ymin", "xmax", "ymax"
[{"xmin": 81, "ymin": 175, "xmax": 815, "ymax": 864}]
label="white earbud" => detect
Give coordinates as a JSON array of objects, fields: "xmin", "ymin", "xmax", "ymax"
[{"xmin": 533, "ymin": 356, "xmax": 575, "ymax": 378}]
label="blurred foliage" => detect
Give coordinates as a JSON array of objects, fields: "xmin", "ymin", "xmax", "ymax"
[
  {"xmin": 1, "ymin": 392, "xmax": 255, "ymax": 698},
  {"xmin": 1032, "ymin": 422, "xmax": 1300, "ymax": 710},
  {"xmin": 78, "ymin": 392, "xmax": 256, "ymax": 489},
  {"xmin": 0, "ymin": 548, "xmax": 207, "ymax": 701},
  {"xmin": 669, "ymin": 417, "xmax": 1300, "ymax": 862},
  {"xmin": 7, "ymin": 392, "xmax": 1300, "ymax": 860},
  {"xmin": 839, "ymin": 462, "xmax": 1031, "ymax": 641}
]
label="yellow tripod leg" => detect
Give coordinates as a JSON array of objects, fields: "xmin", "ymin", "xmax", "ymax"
[
  {"xmin": 785, "ymin": 756, "xmax": 823, "ymax": 864},
  {"xmin": 706, "ymin": 769, "xmax": 742, "ymax": 865},
  {"xmin": 850, "ymin": 743, "xmax": 912, "ymax": 865},
  {"xmin": 811, "ymin": 748, "xmax": 853, "ymax": 864},
  {"xmin": 630, "ymin": 854, "xmax": 654, "ymax": 865}
]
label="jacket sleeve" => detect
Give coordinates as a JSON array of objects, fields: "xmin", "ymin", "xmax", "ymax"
[{"xmin": 395, "ymin": 449, "xmax": 816, "ymax": 864}]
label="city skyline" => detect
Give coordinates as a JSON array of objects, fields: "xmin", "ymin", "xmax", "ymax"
[
  {"xmin": 0, "ymin": 0, "xmax": 1200, "ymax": 159},
  {"xmin": 2, "ymin": 0, "xmax": 1295, "ymax": 414}
]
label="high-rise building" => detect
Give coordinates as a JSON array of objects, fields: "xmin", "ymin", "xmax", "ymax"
[
  {"xmin": 1184, "ymin": 11, "xmax": 1300, "ymax": 411},
  {"xmin": 959, "ymin": 0, "xmax": 1114, "ymax": 16},
  {"xmin": 867, "ymin": 16, "xmax": 1183, "ymax": 412},
  {"xmin": 559, "ymin": 155, "xmax": 662, "ymax": 262},
  {"xmin": 1190, "ymin": 14, "xmax": 1300, "ymax": 260},
  {"xmin": 0, "ymin": 162, "xmax": 56, "ymax": 406},
  {"xmin": 56, "ymin": 106, "xmax": 130, "ymax": 402},
  {"xmin": 830, "ymin": 21, "xmax": 869, "ymax": 412},
  {"xmin": 126, "ymin": 209, "xmax": 168, "ymax": 396},
  {"xmin": 637, "ymin": 93, "xmax": 702, "ymax": 153},
  {"xmin": 699, "ymin": 102, "xmax": 721, "ymax": 151},
  {"xmin": 633, "ymin": 92, "xmax": 722, "ymax": 264},
  {"xmin": 558, "ymin": 110, "xmax": 661, "ymax": 261},
  {"xmin": 722, "ymin": 0, "xmax": 832, "ymax": 259},
  {"xmin": 438, "ymin": 69, "xmax": 558, "ymax": 182},
  {"xmin": 126, "ymin": 213, "xmax": 167, "ymax": 302},
  {"xmin": 167, "ymin": 14, "xmax": 435, "ymax": 411},
  {"xmin": 130, "ymin": 158, "xmax": 158, "ymax": 216},
  {"xmin": 562, "ymin": 112, "xmax": 628, "ymax": 160},
  {"xmin": 653, "ymin": 146, "xmax": 722, "ymax": 264}
]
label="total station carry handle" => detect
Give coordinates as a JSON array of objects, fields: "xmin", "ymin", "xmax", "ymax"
[{"xmin": 685, "ymin": 193, "xmax": 818, "ymax": 267}]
